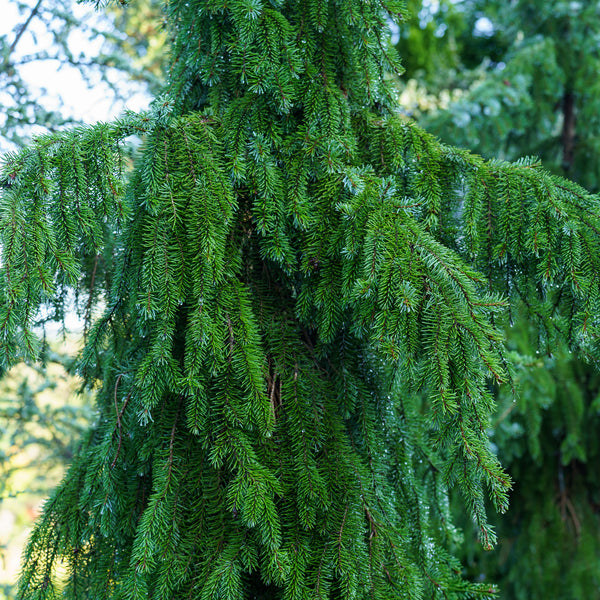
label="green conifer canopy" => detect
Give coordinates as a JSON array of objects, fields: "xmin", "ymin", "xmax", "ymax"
[{"xmin": 1, "ymin": 1, "xmax": 600, "ymax": 598}]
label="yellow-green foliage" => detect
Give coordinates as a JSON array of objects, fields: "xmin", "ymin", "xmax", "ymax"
[{"xmin": 0, "ymin": 341, "xmax": 94, "ymax": 594}]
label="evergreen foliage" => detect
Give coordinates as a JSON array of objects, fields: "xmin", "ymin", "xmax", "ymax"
[
  {"xmin": 396, "ymin": 2, "xmax": 600, "ymax": 596},
  {"xmin": 399, "ymin": 0, "xmax": 600, "ymax": 191},
  {"xmin": 2, "ymin": 1, "xmax": 600, "ymax": 598},
  {"xmin": 456, "ymin": 328, "xmax": 600, "ymax": 599}
]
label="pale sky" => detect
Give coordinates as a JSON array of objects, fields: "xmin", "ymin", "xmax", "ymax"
[{"xmin": 1, "ymin": 0, "xmax": 152, "ymax": 151}]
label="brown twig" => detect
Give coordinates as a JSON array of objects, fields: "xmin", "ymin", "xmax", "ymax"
[{"xmin": 111, "ymin": 375, "xmax": 130, "ymax": 468}]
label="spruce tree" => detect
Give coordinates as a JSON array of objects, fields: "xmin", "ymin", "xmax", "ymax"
[{"xmin": 2, "ymin": 1, "xmax": 600, "ymax": 598}]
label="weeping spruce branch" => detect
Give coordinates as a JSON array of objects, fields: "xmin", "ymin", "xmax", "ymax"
[{"xmin": 2, "ymin": 1, "xmax": 600, "ymax": 598}]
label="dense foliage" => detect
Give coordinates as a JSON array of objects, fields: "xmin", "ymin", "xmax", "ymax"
[
  {"xmin": 1, "ymin": 1, "xmax": 166, "ymax": 591},
  {"xmin": 2, "ymin": 1, "xmax": 600, "ymax": 598},
  {"xmin": 399, "ymin": 0, "xmax": 600, "ymax": 191},
  {"xmin": 397, "ymin": 1, "xmax": 600, "ymax": 597}
]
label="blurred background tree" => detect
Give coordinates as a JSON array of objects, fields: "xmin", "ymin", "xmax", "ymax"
[
  {"xmin": 0, "ymin": 349, "xmax": 95, "ymax": 595},
  {"xmin": 396, "ymin": 1, "xmax": 600, "ymax": 598},
  {"xmin": 0, "ymin": 0, "xmax": 165, "ymax": 152},
  {"xmin": 0, "ymin": 0, "xmax": 165, "ymax": 595},
  {"xmin": 398, "ymin": 0, "xmax": 600, "ymax": 191}
]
